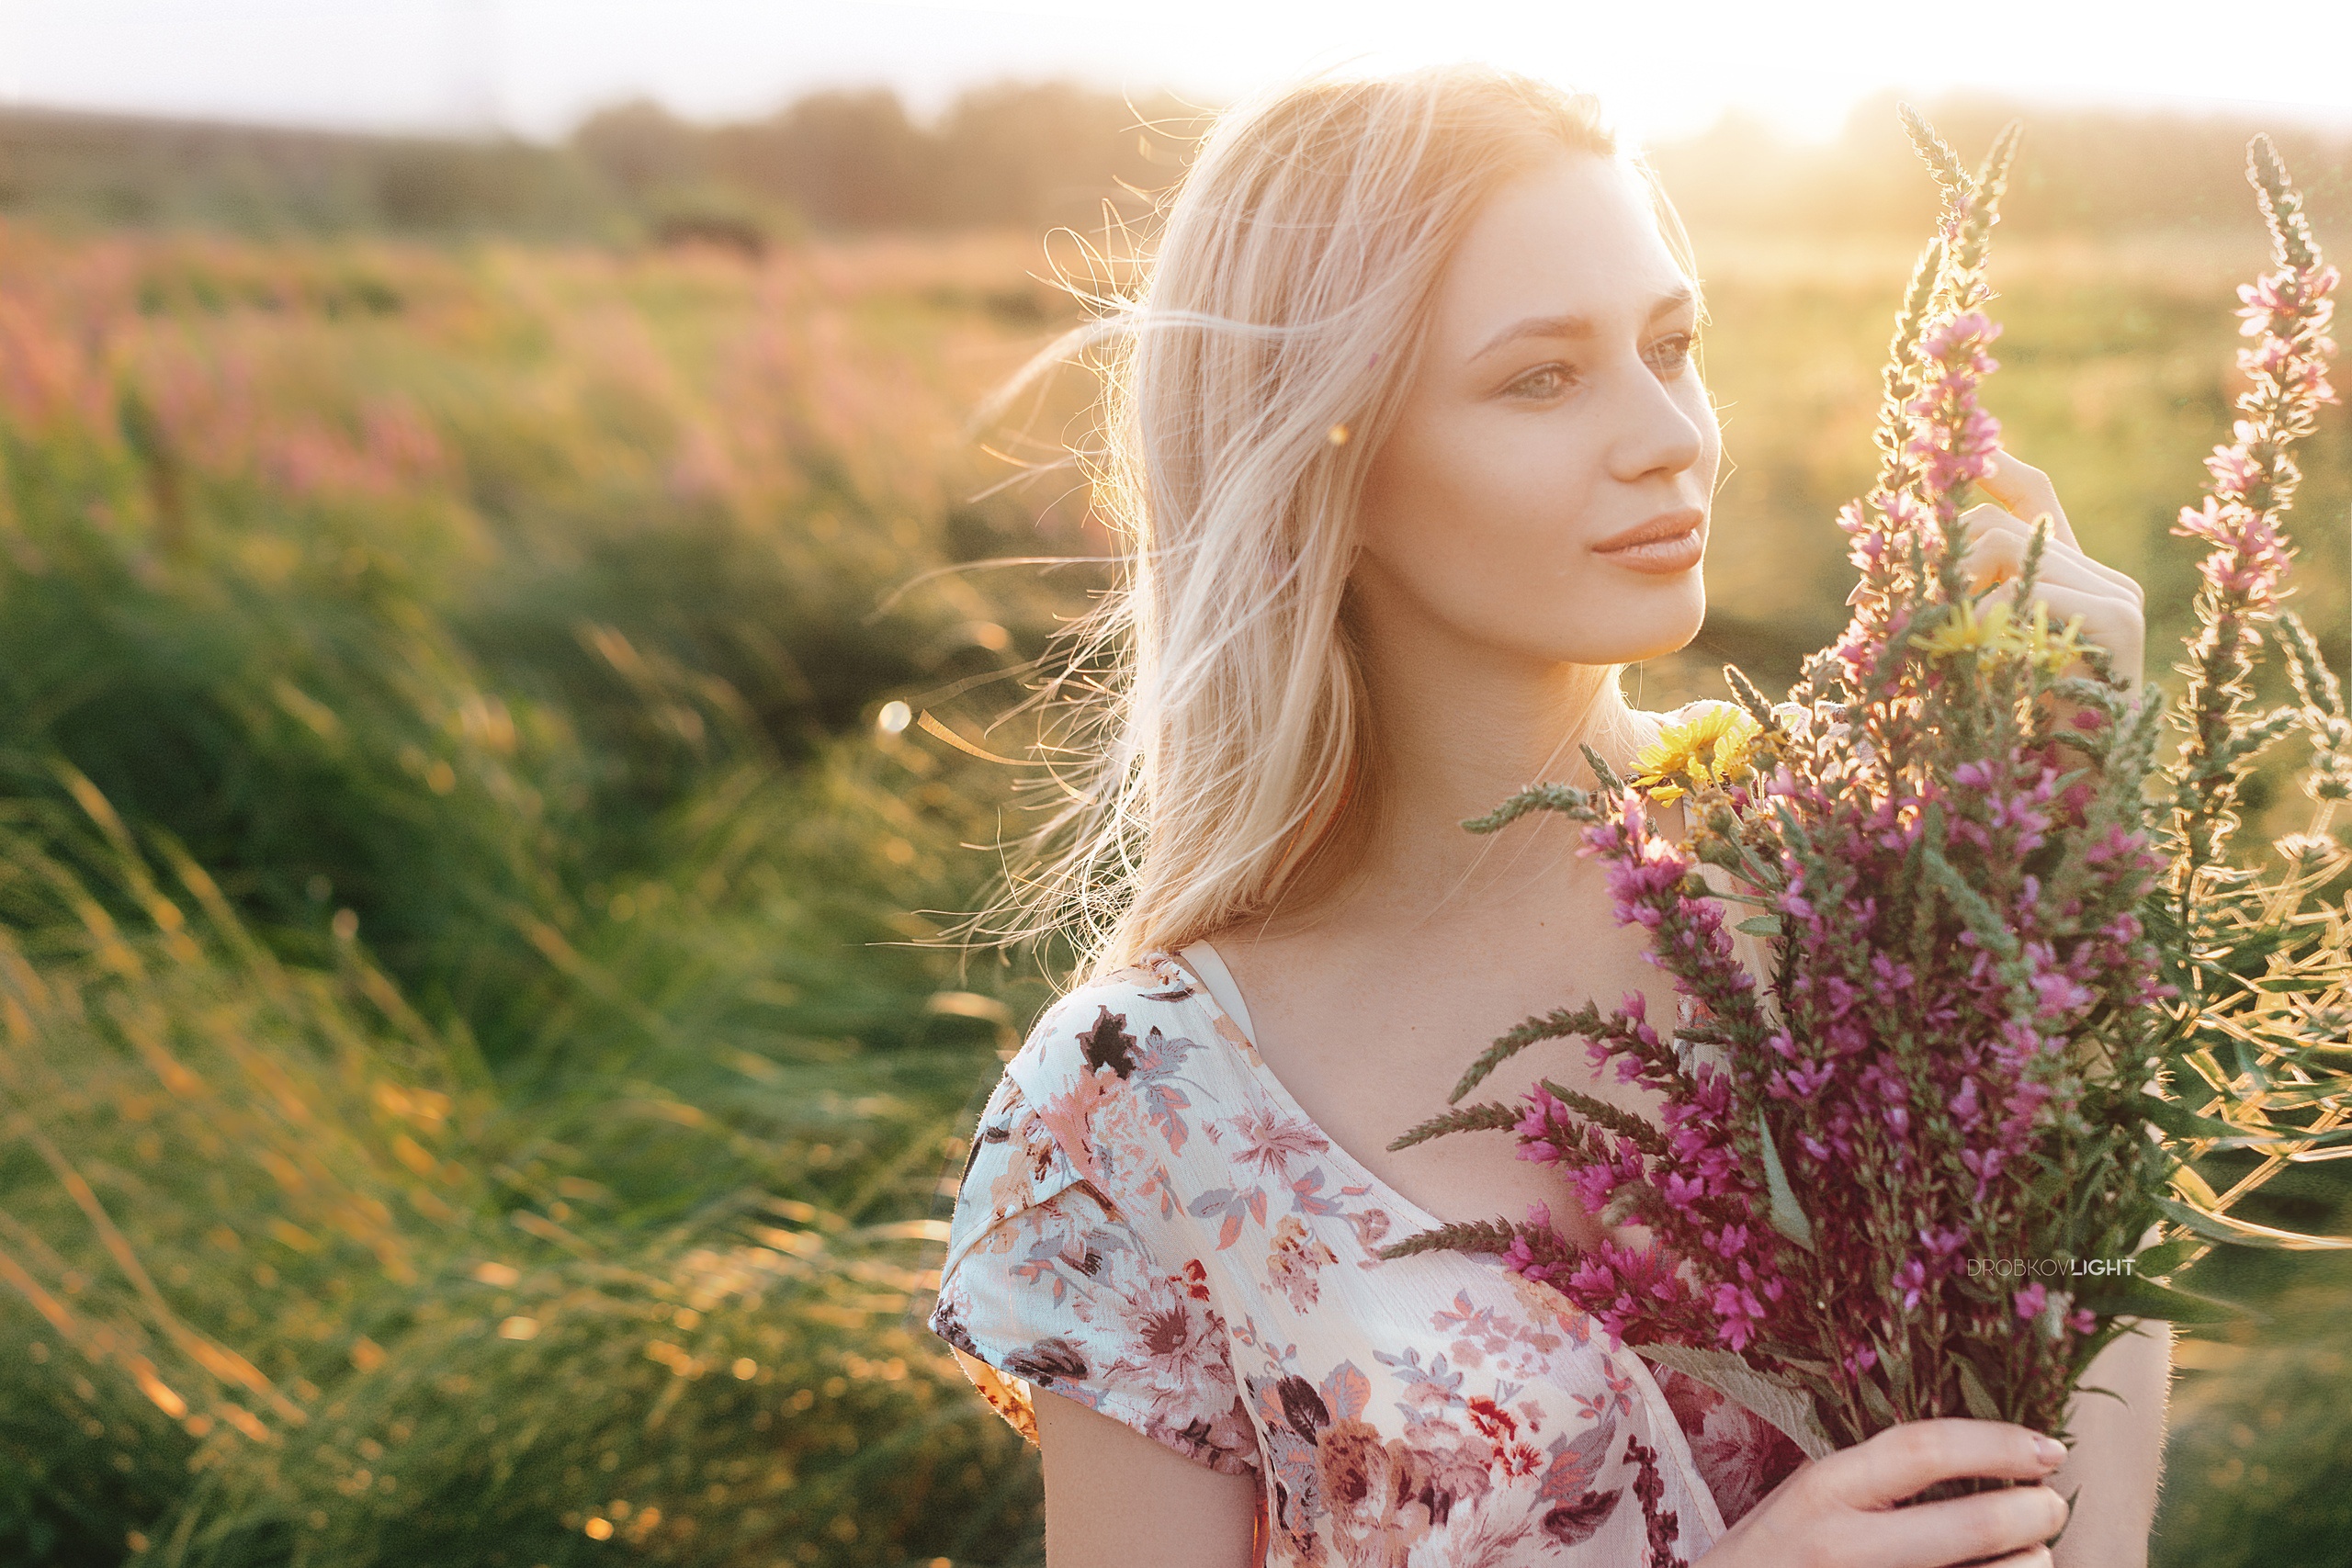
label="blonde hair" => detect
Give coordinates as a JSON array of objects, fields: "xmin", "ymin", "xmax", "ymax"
[{"xmin": 961, "ymin": 62, "xmax": 1705, "ymax": 988}]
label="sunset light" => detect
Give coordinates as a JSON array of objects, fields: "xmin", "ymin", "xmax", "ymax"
[
  {"xmin": 2, "ymin": 0, "xmax": 2347, "ymax": 144},
  {"xmin": 0, "ymin": 9, "xmax": 2347, "ymax": 1566}
]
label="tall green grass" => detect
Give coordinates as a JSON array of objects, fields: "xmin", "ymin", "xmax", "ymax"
[
  {"xmin": 0, "ymin": 220, "xmax": 1078, "ymax": 1564},
  {"xmin": 0, "ymin": 768, "xmax": 1047, "ymax": 1566}
]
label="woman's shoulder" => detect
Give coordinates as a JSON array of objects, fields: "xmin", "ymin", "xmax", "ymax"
[
  {"xmin": 996, "ymin": 950, "xmax": 1227, "ymax": 1180},
  {"xmin": 1006, "ymin": 951, "xmax": 1201, "ymax": 1093}
]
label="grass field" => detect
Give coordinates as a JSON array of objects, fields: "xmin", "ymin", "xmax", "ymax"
[{"xmin": 0, "ymin": 209, "xmax": 2346, "ymax": 1565}]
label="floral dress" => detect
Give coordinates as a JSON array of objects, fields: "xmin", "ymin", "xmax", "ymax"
[{"xmin": 927, "ymin": 946, "xmax": 1804, "ymax": 1566}]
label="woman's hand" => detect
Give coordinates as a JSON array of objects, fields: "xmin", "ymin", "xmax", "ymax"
[
  {"xmin": 1958, "ymin": 449, "xmax": 2146, "ymax": 692},
  {"xmin": 1699, "ymin": 1418, "xmax": 2071, "ymax": 1568}
]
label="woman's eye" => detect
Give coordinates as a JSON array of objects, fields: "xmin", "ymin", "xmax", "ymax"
[
  {"xmin": 1506, "ymin": 364, "xmax": 1577, "ymax": 399},
  {"xmin": 1505, "ymin": 336, "xmax": 1697, "ymax": 400},
  {"xmin": 1647, "ymin": 333, "xmax": 1699, "ymax": 374}
]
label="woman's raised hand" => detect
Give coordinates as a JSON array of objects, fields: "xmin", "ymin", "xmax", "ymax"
[
  {"xmin": 1698, "ymin": 1417, "xmax": 2071, "ymax": 1568},
  {"xmin": 1955, "ymin": 448, "xmax": 2147, "ymax": 691}
]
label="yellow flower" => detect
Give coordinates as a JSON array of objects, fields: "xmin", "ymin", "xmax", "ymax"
[
  {"xmin": 2018, "ymin": 599, "xmax": 2091, "ymax": 678},
  {"xmin": 1909, "ymin": 595, "xmax": 2029, "ymax": 661},
  {"xmin": 1909, "ymin": 595, "xmax": 2089, "ymax": 677},
  {"xmin": 1628, "ymin": 700, "xmax": 1761, "ymax": 805}
]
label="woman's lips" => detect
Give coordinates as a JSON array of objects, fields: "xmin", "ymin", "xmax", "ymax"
[{"xmin": 1594, "ymin": 522, "xmax": 1704, "ymax": 574}]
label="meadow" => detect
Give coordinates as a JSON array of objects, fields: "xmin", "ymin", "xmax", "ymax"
[{"xmin": 0, "ymin": 194, "xmax": 2346, "ymax": 1566}]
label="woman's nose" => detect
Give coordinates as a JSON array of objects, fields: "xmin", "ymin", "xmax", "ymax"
[{"xmin": 1606, "ymin": 358, "xmax": 1705, "ymax": 483}]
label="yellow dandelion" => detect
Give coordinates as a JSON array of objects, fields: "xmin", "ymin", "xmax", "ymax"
[
  {"xmin": 1628, "ymin": 701, "xmax": 1761, "ymax": 806},
  {"xmin": 1908, "ymin": 595, "xmax": 2030, "ymax": 661}
]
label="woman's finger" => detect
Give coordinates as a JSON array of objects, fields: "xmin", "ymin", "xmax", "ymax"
[
  {"xmin": 1949, "ymin": 515, "xmax": 2145, "ymax": 678},
  {"xmin": 2000, "ymin": 578, "xmax": 2146, "ymax": 685},
  {"xmin": 1826, "ymin": 1419, "xmax": 2065, "ymax": 1511},
  {"xmin": 1850, "ymin": 1483, "xmax": 2070, "ymax": 1568},
  {"xmin": 1957, "ymin": 502, "xmax": 2142, "ymax": 602},
  {"xmin": 1965, "ymin": 1549, "xmax": 2053, "ymax": 1568},
  {"xmin": 1957, "ymin": 505, "xmax": 2143, "ymax": 604},
  {"xmin": 1957, "ymin": 513, "xmax": 2119, "ymax": 602},
  {"xmin": 1976, "ymin": 448, "xmax": 2076, "ymax": 550}
]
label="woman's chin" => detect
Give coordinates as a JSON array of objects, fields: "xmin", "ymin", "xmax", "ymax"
[
  {"xmin": 1599, "ymin": 597, "xmax": 1707, "ymax": 666},
  {"xmin": 1531, "ymin": 628, "xmax": 1703, "ymax": 669}
]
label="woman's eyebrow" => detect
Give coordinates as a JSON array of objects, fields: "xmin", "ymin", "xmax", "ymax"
[{"xmin": 1468, "ymin": 284, "xmax": 1697, "ymax": 362}]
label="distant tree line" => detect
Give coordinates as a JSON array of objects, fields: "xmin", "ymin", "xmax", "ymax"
[
  {"xmin": 571, "ymin": 82, "xmax": 1204, "ymax": 233},
  {"xmin": 1649, "ymin": 90, "xmax": 2352, "ymax": 243},
  {"xmin": 0, "ymin": 80, "xmax": 2345, "ymax": 245},
  {"xmin": 0, "ymin": 106, "xmax": 614, "ymax": 238},
  {"xmin": 0, "ymin": 83, "xmax": 1205, "ymax": 245}
]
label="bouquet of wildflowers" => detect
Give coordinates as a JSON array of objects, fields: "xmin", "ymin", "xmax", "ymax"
[{"xmin": 1383, "ymin": 112, "xmax": 2352, "ymax": 1458}]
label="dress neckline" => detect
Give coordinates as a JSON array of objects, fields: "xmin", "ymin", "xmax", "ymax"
[
  {"xmin": 1147, "ymin": 923, "xmax": 1758, "ymax": 1251},
  {"xmin": 1137, "ymin": 952, "xmax": 1738, "ymax": 1546},
  {"xmin": 1148, "ymin": 944, "xmax": 1456, "ymax": 1239}
]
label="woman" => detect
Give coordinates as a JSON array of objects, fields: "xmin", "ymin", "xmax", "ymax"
[{"xmin": 928, "ymin": 63, "xmax": 2164, "ymax": 1566}]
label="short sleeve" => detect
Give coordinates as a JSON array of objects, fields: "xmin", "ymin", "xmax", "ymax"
[{"xmin": 927, "ymin": 1020, "xmax": 1260, "ymax": 1479}]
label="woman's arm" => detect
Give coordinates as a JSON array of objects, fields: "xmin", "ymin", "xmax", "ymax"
[
  {"xmin": 1033, "ymin": 1388, "xmax": 1262, "ymax": 1567},
  {"xmin": 2046, "ymin": 1319, "xmax": 2171, "ymax": 1568}
]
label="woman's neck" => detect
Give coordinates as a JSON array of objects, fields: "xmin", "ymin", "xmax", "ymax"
[{"xmin": 1267, "ymin": 603, "xmax": 1662, "ymax": 944}]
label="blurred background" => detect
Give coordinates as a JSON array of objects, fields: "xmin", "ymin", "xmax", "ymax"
[{"xmin": 0, "ymin": 3, "xmax": 2346, "ymax": 1564}]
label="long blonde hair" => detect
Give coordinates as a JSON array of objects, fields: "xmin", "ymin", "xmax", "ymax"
[{"xmin": 961, "ymin": 62, "xmax": 1705, "ymax": 989}]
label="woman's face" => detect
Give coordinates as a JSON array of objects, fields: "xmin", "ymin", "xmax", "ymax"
[{"xmin": 1352, "ymin": 150, "xmax": 1720, "ymax": 669}]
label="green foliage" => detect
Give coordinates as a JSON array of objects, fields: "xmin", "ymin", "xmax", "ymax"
[
  {"xmin": 2155, "ymin": 1157, "xmax": 2352, "ymax": 1568},
  {"xmin": 0, "ymin": 218, "xmax": 1085, "ymax": 1564},
  {"xmin": 0, "ymin": 79, "xmax": 1212, "ymax": 243},
  {"xmin": 6, "ymin": 85, "xmax": 2347, "ymax": 253},
  {"xmin": 0, "ymin": 791, "xmax": 1041, "ymax": 1566}
]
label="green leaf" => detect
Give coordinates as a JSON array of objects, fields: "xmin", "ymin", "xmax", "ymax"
[
  {"xmin": 1755, "ymin": 1111, "xmax": 1816, "ymax": 1253},
  {"xmin": 2151, "ymin": 1193, "xmax": 2352, "ymax": 1250},
  {"xmin": 1577, "ymin": 743, "xmax": 1626, "ymax": 798},
  {"xmin": 1735, "ymin": 914, "xmax": 1782, "ymax": 938},
  {"xmin": 2133, "ymin": 1092, "xmax": 2251, "ymax": 1144},
  {"xmin": 2278, "ymin": 609, "xmax": 2349, "ymax": 722},
  {"xmin": 2131, "ymin": 1235, "xmax": 2200, "ymax": 1278},
  {"xmin": 2050, "ymin": 1483, "xmax": 2085, "ymax": 1553},
  {"xmin": 1634, "ymin": 1344, "xmax": 1837, "ymax": 1461},
  {"xmin": 1954, "ymin": 1359, "xmax": 2000, "ymax": 1421},
  {"xmin": 1858, "ymin": 1372, "xmax": 1901, "ymax": 1430},
  {"xmin": 2170, "ymin": 1165, "xmax": 2223, "ymax": 1207},
  {"xmin": 1723, "ymin": 664, "xmax": 1779, "ymax": 730},
  {"xmin": 1450, "ymin": 1000, "xmax": 1606, "ymax": 1101},
  {"xmin": 2075, "ymin": 1275, "xmax": 2250, "ymax": 1326},
  {"xmin": 1461, "ymin": 783, "xmax": 1593, "ymax": 836},
  {"xmin": 2235, "ymin": 1080, "xmax": 2352, "ymax": 1112}
]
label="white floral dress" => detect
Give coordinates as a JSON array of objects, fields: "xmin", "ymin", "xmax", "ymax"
[{"xmin": 927, "ymin": 945, "xmax": 1802, "ymax": 1566}]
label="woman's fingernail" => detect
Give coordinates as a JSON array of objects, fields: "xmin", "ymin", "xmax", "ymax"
[{"xmin": 2035, "ymin": 1436, "xmax": 2067, "ymax": 1467}]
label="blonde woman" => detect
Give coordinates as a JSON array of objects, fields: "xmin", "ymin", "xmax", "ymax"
[{"xmin": 928, "ymin": 63, "xmax": 2164, "ymax": 1567}]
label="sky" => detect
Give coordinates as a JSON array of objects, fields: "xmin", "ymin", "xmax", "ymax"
[{"xmin": 1, "ymin": 0, "xmax": 2349, "ymax": 150}]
